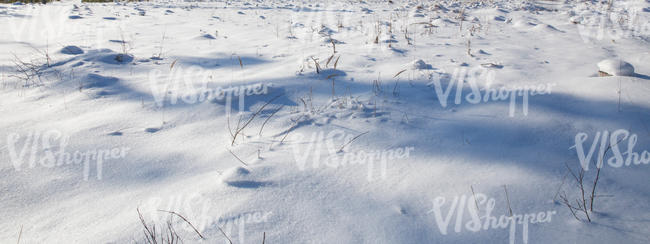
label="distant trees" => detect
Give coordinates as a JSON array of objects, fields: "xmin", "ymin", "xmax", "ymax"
[{"xmin": 1, "ymin": 0, "xmax": 57, "ymax": 4}]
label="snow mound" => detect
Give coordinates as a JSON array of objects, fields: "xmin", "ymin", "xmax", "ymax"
[
  {"xmin": 219, "ymin": 166, "xmax": 270, "ymax": 188},
  {"xmin": 533, "ymin": 24, "xmax": 563, "ymax": 33},
  {"xmin": 220, "ymin": 166, "xmax": 250, "ymax": 182},
  {"xmin": 60, "ymin": 46, "xmax": 84, "ymax": 55},
  {"xmin": 319, "ymin": 68, "xmax": 347, "ymax": 78},
  {"xmin": 198, "ymin": 33, "xmax": 216, "ymax": 39},
  {"xmin": 411, "ymin": 59, "xmax": 432, "ymax": 70},
  {"xmin": 431, "ymin": 18, "xmax": 452, "ymax": 27},
  {"xmin": 597, "ymin": 59, "xmax": 635, "ymax": 76}
]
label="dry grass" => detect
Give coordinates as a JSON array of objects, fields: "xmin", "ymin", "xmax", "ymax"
[
  {"xmin": 230, "ymin": 94, "xmax": 284, "ymax": 145},
  {"xmin": 137, "ymin": 208, "xmax": 182, "ymax": 244},
  {"xmin": 137, "ymin": 208, "xmax": 207, "ymax": 244},
  {"xmin": 10, "ymin": 53, "xmax": 46, "ymax": 87}
]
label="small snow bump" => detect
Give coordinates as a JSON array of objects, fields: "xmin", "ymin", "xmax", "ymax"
[
  {"xmin": 597, "ymin": 59, "xmax": 635, "ymax": 76},
  {"xmin": 201, "ymin": 33, "xmax": 216, "ymax": 39},
  {"xmin": 411, "ymin": 59, "xmax": 432, "ymax": 70},
  {"xmin": 144, "ymin": 127, "xmax": 161, "ymax": 133},
  {"xmin": 61, "ymin": 46, "xmax": 84, "ymax": 55}
]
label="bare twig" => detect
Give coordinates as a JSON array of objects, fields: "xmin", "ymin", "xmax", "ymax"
[
  {"xmin": 553, "ymin": 171, "xmax": 569, "ymax": 203},
  {"xmin": 16, "ymin": 225, "xmax": 22, "ymax": 244},
  {"xmin": 334, "ymin": 56, "xmax": 340, "ymax": 70},
  {"xmin": 563, "ymin": 162, "xmax": 591, "ymax": 222},
  {"xmin": 258, "ymin": 105, "xmax": 285, "ymax": 136},
  {"xmin": 325, "ymin": 54, "xmax": 334, "ymax": 68},
  {"xmin": 157, "ymin": 210, "xmax": 205, "ymax": 239},
  {"xmin": 10, "ymin": 53, "xmax": 45, "ymax": 87},
  {"xmin": 590, "ymin": 165, "xmax": 601, "ymax": 212},
  {"xmin": 137, "ymin": 208, "xmax": 158, "ymax": 244},
  {"xmin": 280, "ymin": 114, "xmax": 306, "ymax": 144},
  {"xmin": 228, "ymin": 149, "xmax": 249, "ymax": 167},
  {"xmin": 393, "ymin": 69, "xmax": 407, "ymax": 78},
  {"xmin": 590, "ymin": 136, "xmax": 624, "ymax": 211},
  {"xmin": 559, "ymin": 191, "xmax": 581, "ymax": 221},
  {"xmin": 503, "ymin": 185, "xmax": 513, "ymax": 217},
  {"xmin": 231, "ymin": 94, "xmax": 284, "ymax": 145},
  {"xmin": 217, "ymin": 225, "xmax": 233, "ymax": 244},
  {"xmin": 311, "ymin": 57, "xmax": 321, "ymax": 74},
  {"xmin": 338, "ymin": 131, "xmax": 369, "ymax": 153},
  {"xmin": 170, "ymin": 59, "xmax": 177, "ymax": 70},
  {"xmin": 470, "ymin": 185, "xmax": 480, "ymax": 211}
]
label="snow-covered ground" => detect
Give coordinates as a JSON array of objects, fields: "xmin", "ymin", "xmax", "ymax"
[{"xmin": 1, "ymin": 0, "xmax": 650, "ymax": 243}]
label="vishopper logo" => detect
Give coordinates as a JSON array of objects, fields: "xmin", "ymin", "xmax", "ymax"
[
  {"xmin": 7, "ymin": 5, "xmax": 112, "ymax": 46},
  {"xmin": 289, "ymin": 129, "xmax": 414, "ymax": 181},
  {"xmin": 5, "ymin": 130, "xmax": 130, "ymax": 180},
  {"xmin": 428, "ymin": 193, "xmax": 556, "ymax": 244},
  {"xmin": 148, "ymin": 65, "xmax": 270, "ymax": 108},
  {"xmin": 8, "ymin": 5, "xmax": 70, "ymax": 42},
  {"xmin": 571, "ymin": 129, "xmax": 649, "ymax": 171},
  {"xmin": 575, "ymin": 7, "xmax": 649, "ymax": 43},
  {"xmin": 141, "ymin": 193, "xmax": 272, "ymax": 243},
  {"xmin": 428, "ymin": 66, "xmax": 556, "ymax": 117}
]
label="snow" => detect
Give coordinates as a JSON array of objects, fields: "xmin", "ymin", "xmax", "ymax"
[
  {"xmin": 597, "ymin": 59, "xmax": 636, "ymax": 76},
  {"xmin": 0, "ymin": 0, "xmax": 649, "ymax": 243}
]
